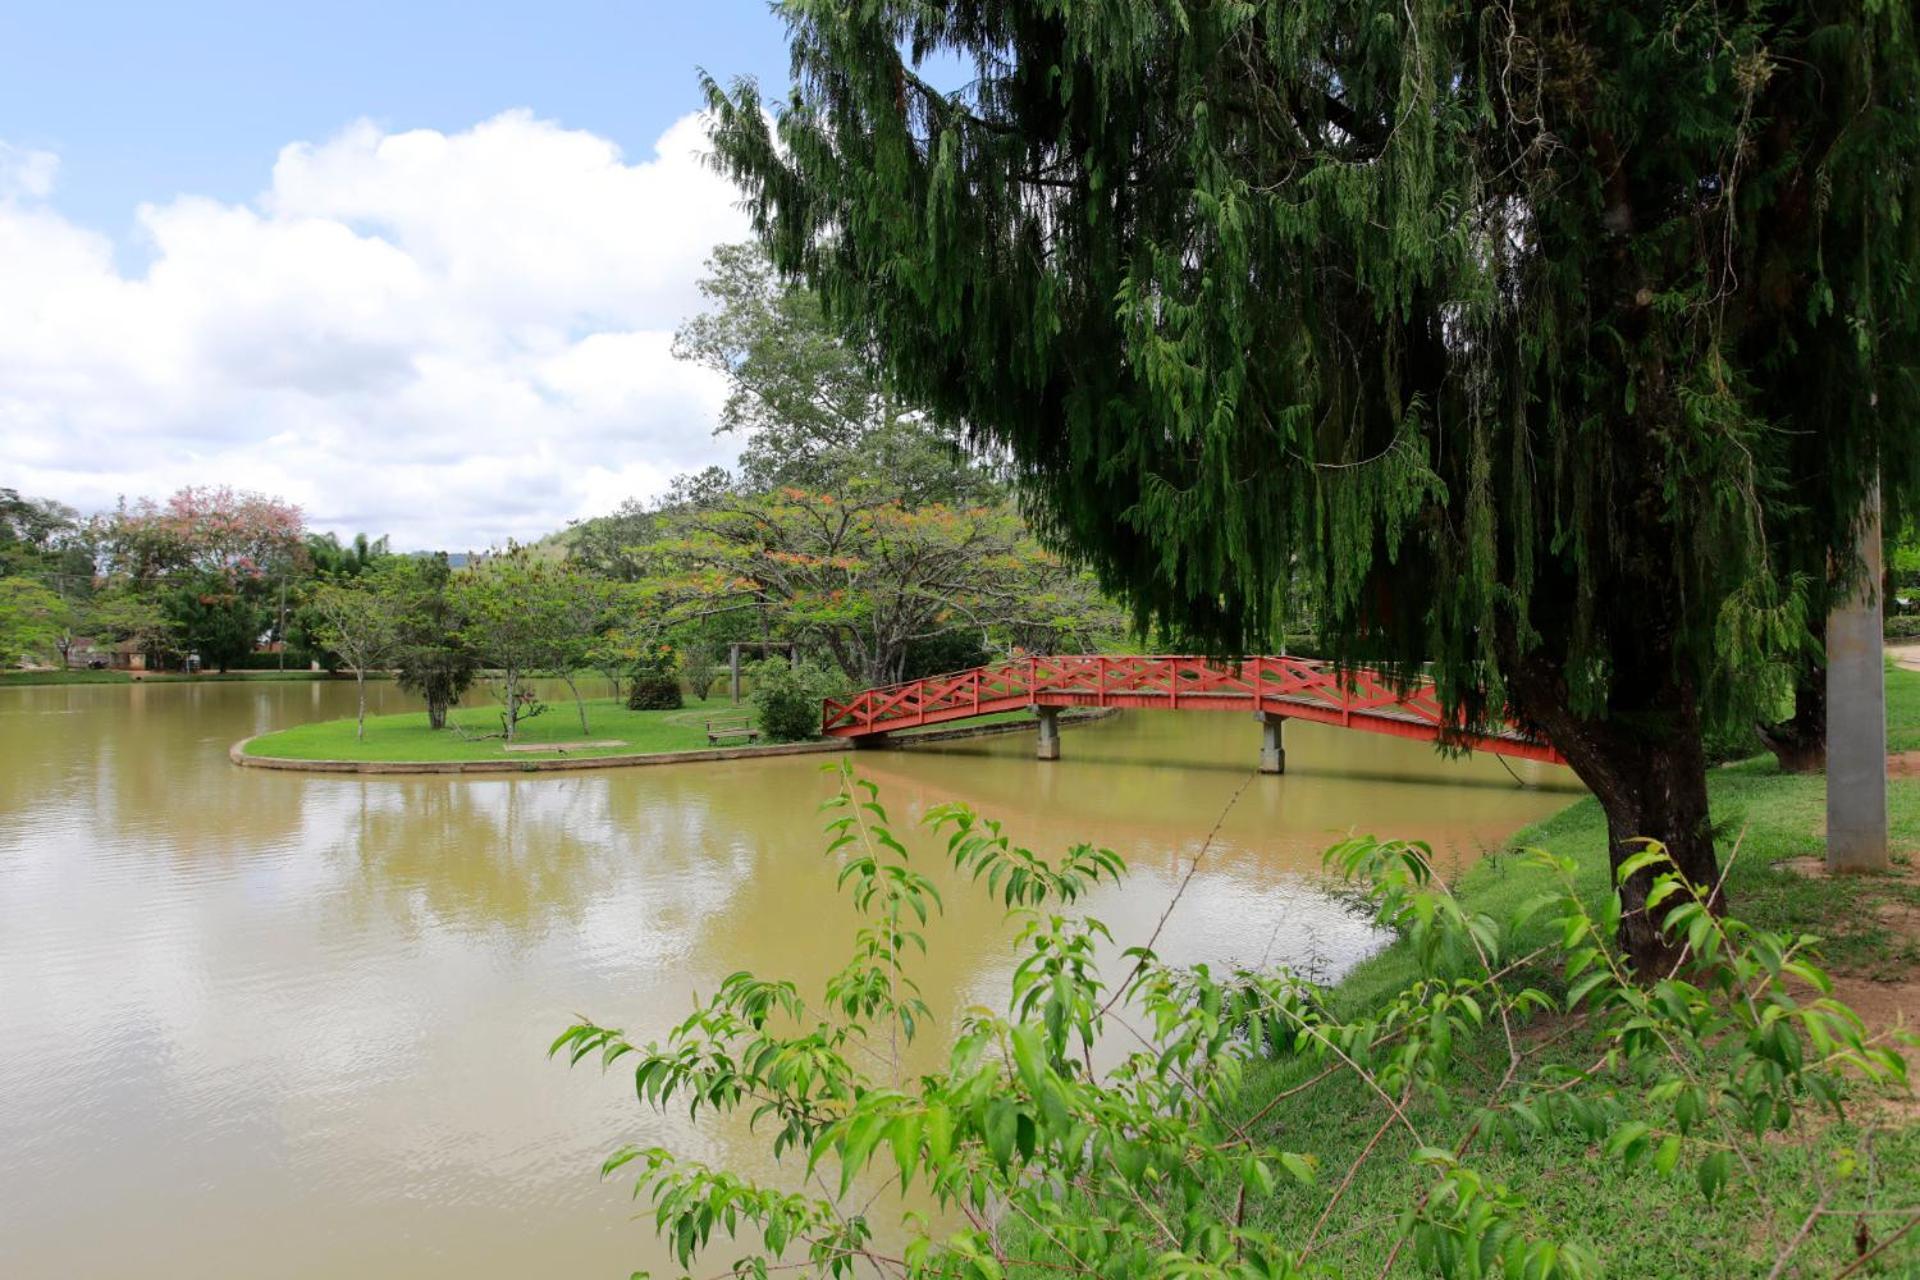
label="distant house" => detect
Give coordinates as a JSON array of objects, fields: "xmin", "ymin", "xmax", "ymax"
[
  {"xmin": 105, "ymin": 641, "xmax": 150, "ymax": 672},
  {"xmin": 63, "ymin": 636, "xmax": 107, "ymax": 666}
]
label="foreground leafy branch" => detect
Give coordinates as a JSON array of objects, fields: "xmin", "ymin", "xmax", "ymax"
[{"xmin": 556, "ymin": 766, "xmax": 1912, "ymax": 1280}]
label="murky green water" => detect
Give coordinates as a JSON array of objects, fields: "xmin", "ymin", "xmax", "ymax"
[{"xmin": 0, "ymin": 679, "xmax": 1579, "ymax": 1278}]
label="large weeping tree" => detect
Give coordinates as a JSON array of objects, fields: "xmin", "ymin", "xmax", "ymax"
[{"xmin": 706, "ymin": 1, "xmax": 1920, "ymax": 969}]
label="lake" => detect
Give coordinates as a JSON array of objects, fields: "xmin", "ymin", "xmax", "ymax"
[{"xmin": 0, "ymin": 678, "xmax": 1579, "ymax": 1277}]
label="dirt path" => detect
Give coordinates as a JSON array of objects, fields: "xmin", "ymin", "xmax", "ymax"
[{"xmin": 1781, "ymin": 796, "xmax": 1920, "ymax": 1104}]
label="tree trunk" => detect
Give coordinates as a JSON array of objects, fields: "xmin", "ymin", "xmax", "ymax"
[
  {"xmin": 1757, "ymin": 660, "xmax": 1825, "ymax": 773},
  {"xmin": 1506, "ymin": 646, "xmax": 1720, "ymax": 975},
  {"xmin": 427, "ymin": 695, "xmax": 449, "ymax": 731},
  {"xmin": 355, "ymin": 671, "xmax": 367, "ymax": 742},
  {"xmin": 504, "ymin": 669, "xmax": 518, "ymax": 742},
  {"xmin": 565, "ymin": 674, "xmax": 589, "ymax": 733}
]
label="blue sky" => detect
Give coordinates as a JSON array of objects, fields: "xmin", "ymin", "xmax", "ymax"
[
  {"xmin": 0, "ymin": 1, "xmax": 793, "ymax": 243},
  {"xmin": 0, "ymin": 2, "xmax": 820, "ymax": 549}
]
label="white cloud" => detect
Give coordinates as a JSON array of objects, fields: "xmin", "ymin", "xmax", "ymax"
[
  {"xmin": 0, "ymin": 111, "xmax": 748, "ymax": 549},
  {"xmin": 0, "ymin": 142, "xmax": 58, "ymax": 199}
]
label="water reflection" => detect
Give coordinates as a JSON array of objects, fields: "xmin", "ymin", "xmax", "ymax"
[{"xmin": 0, "ymin": 680, "xmax": 1579, "ymax": 1279}]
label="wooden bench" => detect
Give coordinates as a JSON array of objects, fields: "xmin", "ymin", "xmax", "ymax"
[{"xmin": 706, "ymin": 715, "xmax": 761, "ymax": 746}]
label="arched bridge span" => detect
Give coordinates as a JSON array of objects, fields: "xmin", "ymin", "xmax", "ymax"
[{"xmin": 821, "ymin": 655, "xmax": 1565, "ymax": 770}]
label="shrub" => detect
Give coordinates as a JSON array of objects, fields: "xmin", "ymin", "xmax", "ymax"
[
  {"xmin": 748, "ymin": 657, "xmax": 839, "ymax": 741},
  {"xmin": 680, "ymin": 646, "xmax": 722, "ymax": 701},
  {"xmin": 626, "ymin": 673, "xmax": 683, "ymax": 710},
  {"xmin": 1886, "ymin": 614, "xmax": 1920, "ymax": 640},
  {"xmin": 625, "ymin": 641, "xmax": 685, "ymax": 710}
]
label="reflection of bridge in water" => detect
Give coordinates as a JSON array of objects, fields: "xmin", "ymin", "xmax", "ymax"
[{"xmin": 823, "ymin": 655, "xmax": 1566, "ymax": 772}]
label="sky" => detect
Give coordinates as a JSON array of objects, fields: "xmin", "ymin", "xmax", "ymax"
[{"xmin": 0, "ymin": 1, "xmax": 802, "ymax": 551}]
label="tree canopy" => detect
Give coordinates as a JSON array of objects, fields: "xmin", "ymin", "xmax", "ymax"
[
  {"xmin": 706, "ymin": 0, "xmax": 1920, "ymax": 964},
  {"xmin": 649, "ymin": 483, "xmax": 1122, "ymax": 687}
]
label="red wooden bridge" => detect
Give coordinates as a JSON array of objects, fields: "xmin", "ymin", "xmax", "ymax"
[{"xmin": 821, "ymin": 655, "xmax": 1565, "ymax": 770}]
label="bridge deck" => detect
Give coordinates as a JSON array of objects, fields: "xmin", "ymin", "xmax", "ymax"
[{"xmin": 821, "ymin": 655, "xmax": 1564, "ymax": 765}]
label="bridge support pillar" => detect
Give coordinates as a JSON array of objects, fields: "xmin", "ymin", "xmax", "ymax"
[
  {"xmin": 1259, "ymin": 712, "xmax": 1286, "ymax": 775},
  {"xmin": 1034, "ymin": 706, "xmax": 1061, "ymax": 761}
]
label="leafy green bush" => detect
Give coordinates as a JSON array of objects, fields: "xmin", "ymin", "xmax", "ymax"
[
  {"xmin": 556, "ymin": 768, "xmax": 1907, "ymax": 1280},
  {"xmin": 626, "ymin": 641, "xmax": 684, "ymax": 710},
  {"xmin": 1886, "ymin": 614, "xmax": 1920, "ymax": 640},
  {"xmin": 747, "ymin": 657, "xmax": 839, "ymax": 741},
  {"xmin": 626, "ymin": 674, "xmax": 683, "ymax": 710}
]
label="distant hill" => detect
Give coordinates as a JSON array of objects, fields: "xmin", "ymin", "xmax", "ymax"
[{"xmin": 398, "ymin": 550, "xmax": 471, "ymax": 568}]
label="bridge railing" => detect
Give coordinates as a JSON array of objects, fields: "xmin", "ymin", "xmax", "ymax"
[{"xmin": 821, "ymin": 655, "xmax": 1563, "ymax": 763}]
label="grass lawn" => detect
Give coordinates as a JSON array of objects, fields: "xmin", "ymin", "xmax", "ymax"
[
  {"xmin": 0, "ymin": 669, "xmax": 135, "ymax": 685},
  {"xmin": 1221, "ymin": 658, "xmax": 1920, "ymax": 1275},
  {"xmin": 243, "ymin": 697, "xmax": 729, "ymax": 761},
  {"xmin": 243, "ymin": 698, "xmax": 1058, "ymax": 764}
]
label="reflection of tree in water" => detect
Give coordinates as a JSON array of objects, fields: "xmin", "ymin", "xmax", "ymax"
[
  {"xmin": 0, "ymin": 682, "xmax": 338, "ymax": 865},
  {"xmin": 315, "ymin": 773, "xmax": 766, "ymax": 940}
]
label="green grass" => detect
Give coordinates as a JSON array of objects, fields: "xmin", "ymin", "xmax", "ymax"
[
  {"xmin": 0, "ymin": 669, "xmax": 134, "ymax": 685},
  {"xmin": 1221, "ymin": 660, "xmax": 1920, "ymax": 1275},
  {"xmin": 1889, "ymin": 654, "xmax": 1920, "ymax": 753},
  {"xmin": 243, "ymin": 697, "xmax": 1064, "ymax": 763},
  {"xmin": 243, "ymin": 696, "xmax": 735, "ymax": 762}
]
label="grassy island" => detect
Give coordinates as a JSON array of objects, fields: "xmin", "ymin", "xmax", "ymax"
[
  {"xmin": 241, "ymin": 698, "xmax": 736, "ymax": 763},
  {"xmin": 238, "ymin": 699, "xmax": 1058, "ymax": 768}
]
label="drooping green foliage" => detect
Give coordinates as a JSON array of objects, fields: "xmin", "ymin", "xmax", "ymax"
[
  {"xmin": 706, "ymin": 0, "xmax": 1920, "ymax": 954},
  {"xmin": 710, "ymin": 0, "xmax": 1916, "ymax": 680}
]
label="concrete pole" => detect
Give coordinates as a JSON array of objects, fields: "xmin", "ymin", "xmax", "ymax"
[
  {"xmin": 1034, "ymin": 705, "xmax": 1061, "ymax": 760},
  {"xmin": 1827, "ymin": 480, "xmax": 1888, "ymax": 873},
  {"xmin": 1259, "ymin": 712, "xmax": 1287, "ymax": 775}
]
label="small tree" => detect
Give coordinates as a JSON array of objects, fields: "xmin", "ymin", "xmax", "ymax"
[
  {"xmin": 308, "ymin": 580, "xmax": 401, "ymax": 741},
  {"xmin": 679, "ymin": 643, "xmax": 720, "ymax": 702},
  {"xmin": 453, "ymin": 551, "xmax": 596, "ymax": 742},
  {"xmin": 389, "ymin": 556, "xmax": 478, "ymax": 730},
  {"xmin": 543, "ymin": 570, "xmax": 616, "ymax": 734}
]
